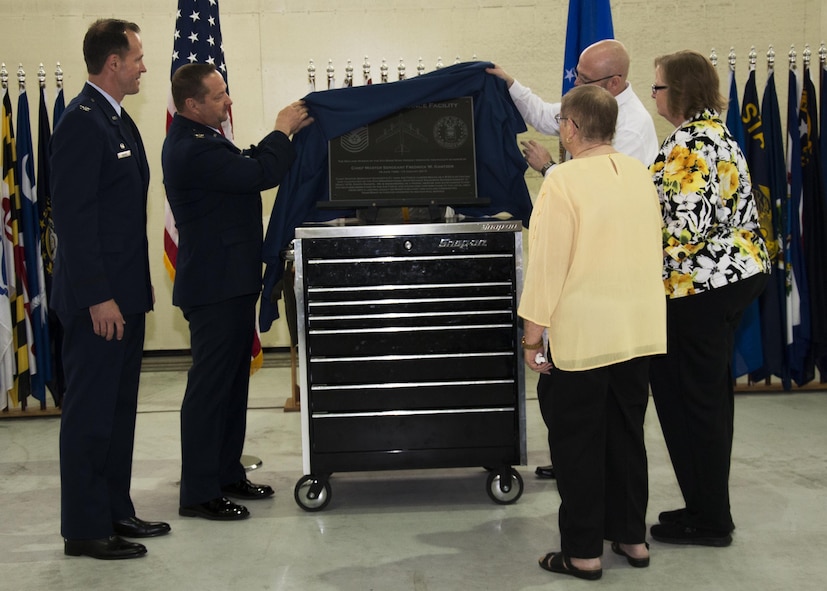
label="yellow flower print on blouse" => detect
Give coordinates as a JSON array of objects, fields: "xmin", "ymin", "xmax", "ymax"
[
  {"xmin": 664, "ymin": 270, "xmax": 696, "ymax": 297},
  {"xmin": 664, "ymin": 145, "xmax": 708, "ymax": 195},
  {"xmin": 733, "ymin": 228, "xmax": 767, "ymax": 262},
  {"xmin": 664, "ymin": 234, "xmax": 706, "ymax": 262},
  {"xmin": 717, "ymin": 160, "xmax": 740, "ymax": 205}
]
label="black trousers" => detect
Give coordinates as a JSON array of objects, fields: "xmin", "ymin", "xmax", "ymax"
[
  {"xmin": 649, "ymin": 273, "xmax": 768, "ymax": 532},
  {"xmin": 541, "ymin": 356, "xmax": 651, "ymax": 558},
  {"xmin": 58, "ymin": 311, "xmax": 145, "ymax": 539},
  {"xmin": 179, "ymin": 294, "xmax": 257, "ymax": 507}
]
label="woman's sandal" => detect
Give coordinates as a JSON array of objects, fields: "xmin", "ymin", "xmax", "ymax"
[
  {"xmin": 539, "ymin": 551, "xmax": 602, "ymax": 581},
  {"xmin": 610, "ymin": 541, "xmax": 650, "ymax": 568}
]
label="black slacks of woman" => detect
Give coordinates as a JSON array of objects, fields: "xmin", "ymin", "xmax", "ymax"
[
  {"xmin": 649, "ymin": 272, "xmax": 769, "ymax": 533},
  {"xmin": 541, "ymin": 356, "xmax": 650, "ymax": 559}
]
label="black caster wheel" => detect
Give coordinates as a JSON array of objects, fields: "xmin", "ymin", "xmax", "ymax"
[
  {"xmin": 294, "ymin": 475, "xmax": 332, "ymax": 512},
  {"xmin": 486, "ymin": 467, "xmax": 524, "ymax": 505}
]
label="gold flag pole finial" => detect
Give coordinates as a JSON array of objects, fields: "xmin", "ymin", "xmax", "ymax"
[
  {"xmin": 748, "ymin": 46, "xmax": 757, "ymax": 72},
  {"xmin": 417, "ymin": 57, "xmax": 425, "ymax": 77},
  {"xmin": 709, "ymin": 48, "xmax": 718, "ymax": 68},
  {"xmin": 767, "ymin": 45, "xmax": 776, "ymax": 73},
  {"xmin": 802, "ymin": 44, "xmax": 811, "ymax": 70},
  {"xmin": 728, "ymin": 47, "xmax": 736, "ymax": 72},
  {"xmin": 38, "ymin": 63, "xmax": 46, "ymax": 88},
  {"xmin": 788, "ymin": 45, "xmax": 797, "ymax": 71}
]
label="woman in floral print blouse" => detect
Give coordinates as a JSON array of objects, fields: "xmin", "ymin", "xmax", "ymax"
[{"xmin": 647, "ymin": 50, "xmax": 771, "ymax": 548}]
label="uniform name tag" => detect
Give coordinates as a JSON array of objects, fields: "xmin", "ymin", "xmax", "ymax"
[{"xmin": 117, "ymin": 150, "xmax": 132, "ymax": 159}]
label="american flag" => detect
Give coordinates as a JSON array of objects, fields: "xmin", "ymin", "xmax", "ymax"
[
  {"xmin": 166, "ymin": 0, "xmax": 232, "ymax": 138},
  {"xmin": 165, "ymin": 0, "xmax": 263, "ymax": 372}
]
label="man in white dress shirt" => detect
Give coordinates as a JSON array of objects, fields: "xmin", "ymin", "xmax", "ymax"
[{"xmin": 488, "ymin": 39, "xmax": 658, "ymax": 176}]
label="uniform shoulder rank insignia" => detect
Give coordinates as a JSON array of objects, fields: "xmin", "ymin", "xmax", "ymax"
[
  {"xmin": 194, "ymin": 133, "xmax": 205, "ymax": 138},
  {"xmin": 80, "ymin": 105, "xmax": 91, "ymax": 112}
]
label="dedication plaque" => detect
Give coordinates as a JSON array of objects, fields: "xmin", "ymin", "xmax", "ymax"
[{"xmin": 328, "ymin": 97, "xmax": 478, "ymax": 206}]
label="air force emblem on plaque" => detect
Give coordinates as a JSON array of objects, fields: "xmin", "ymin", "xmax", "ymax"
[{"xmin": 433, "ymin": 115, "xmax": 468, "ymax": 149}]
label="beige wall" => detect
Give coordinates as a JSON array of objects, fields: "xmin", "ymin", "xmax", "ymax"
[{"xmin": 0, "ymin": 0, "xmax": 824, "ymax": 351}]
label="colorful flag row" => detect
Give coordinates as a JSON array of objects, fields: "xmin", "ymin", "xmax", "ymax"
[
  {"xmin": 728, "ymin": 55, "xmax": 827, "ymax": 389},
  {"xmin": 0, "ymin": 70, "xmax": 65, "ymax": 411}
]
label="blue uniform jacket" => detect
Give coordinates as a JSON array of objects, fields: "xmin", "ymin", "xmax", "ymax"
[
  {"xmin": 50, "ymin": 83, "xmax": 152, "ymax": 316},
  {"xmin": 260, "ymin": 60, "xmax": 531, "ymax": 330},
  {"xmin": 162, "ymin": 114, "xmax": 295, "ymax": 308}
]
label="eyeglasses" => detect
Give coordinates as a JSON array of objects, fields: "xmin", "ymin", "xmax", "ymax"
[
  {"xmin": 651, "ymin": 84, "xmax": 668, "ymax": 94},
  {"xmin": 554, "ymin": 113, "xmax": 579, "ymax": 129},
  {"xmin": 575, "ymin": 68, "xmax": 620, "ymax": 85}
]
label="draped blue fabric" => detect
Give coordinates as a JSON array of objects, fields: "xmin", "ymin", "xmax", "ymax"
[{"xmin": 260, "ymin": 61, "xmax": 531, "ymax": 330}]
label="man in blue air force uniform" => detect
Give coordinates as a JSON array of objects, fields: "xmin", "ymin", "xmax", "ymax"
[
  {"xmin": 51, "ymin": 18, "xmax": 170, "ymax": 560},
  {"xmin": 162, "ymin": 63, "xmax": 312, "ymax": 521}
]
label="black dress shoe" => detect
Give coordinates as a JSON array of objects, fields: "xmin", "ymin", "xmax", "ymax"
[
  {"xmin": 64, "ymin": 535, "xmax": 147, "ymax": 560},
  {"xmin": 535, "ymin": 465, "xmax": 556, "ymax": 479},
  {"xmin": 650, "ymin": 522, "xmax": 732, "ymax": 547},
  {"xmin": 657, "ymin": 508, "xmax": 686, "ymax": 524},
  {"xmin": 179, "ymin": 497, "xmax": 250, "ymax": 521},
  {"xmin": 113, "ymin": 516, "xmax": 171, "ymax": 538},
  {"xmin": 657, "ymin": 508, "xmax": 735, "ymax": 531},
  {"xmin": 221, "ymin": 478, "xmax": 274, "ymax": 500}
]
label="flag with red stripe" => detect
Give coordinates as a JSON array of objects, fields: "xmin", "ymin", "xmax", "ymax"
[{"xmin": 167, "ymin": 0, "xmax": 263, "ymax": 372}]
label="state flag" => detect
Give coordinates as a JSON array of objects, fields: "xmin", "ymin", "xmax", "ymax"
[
  {"xmin": 1, "ymin": 88, "xmax": 32, "ymax": 407},
  {"xmin": 761, "ymin": 68, "xmax": 792, "ymax": 388},
  {"xmin": 785, "ymin": 66, "xmax": 812, "ymax": 386},
  {"xmin": 38, "ymin": 78, "xmax": 65, "ymax": 405},
  {"xmin": 727, "ymin": 69, "xmax": 763, "ymax": 377},
  {"xmin": 799, "ymin": 65, "xmax": 827, "ymax": 376},
  {"xmin": 17, "ymin": 85, "xmax": 52, "ymax": 404}
]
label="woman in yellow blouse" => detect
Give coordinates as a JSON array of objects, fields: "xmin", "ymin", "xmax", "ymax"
[
  {"xmin": 648, "ymin": 50, "xmax": 770, "ymax": 548},
  {"xmin": 519, "ymin": 85, "xmax": 666, "ymax": 580}
]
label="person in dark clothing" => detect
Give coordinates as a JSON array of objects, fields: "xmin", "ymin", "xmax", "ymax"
[
  {"xmin": 52, "ymin": 18, "xmax": 170, "ymax": 560},
  {"xmin": 162, "ymin": 63, "xmax": 312, "ymax": 521}
]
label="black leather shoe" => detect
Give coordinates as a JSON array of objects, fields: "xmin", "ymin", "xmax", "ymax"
[
  {"xmin": 650, "ymin": 522, "xmax": 732, "ymax": 547},
  {"xmin": 535, "ymin": 465, "xmax": 556, "ymax": 479},
  {"xmin": 221, "ymin": 478, "xmax": 274, "ymax": 500},
  {"xmin": 64, "ymin": 535, "xmax": 147, "ymax": 560},
  {"xmin": 657, "ymin": 508, "xmax": 735, "ymax": 531},
  {"xmin": 179, "ymin": 497, "xmax": 250, "ymax": 521},
  {"xmin": 657, "ymin": 508, "xmax": 686, "ymax": 524},
  {"xmin": 113, "ymin": 516, "xmax": 171, "ymax": 538}
]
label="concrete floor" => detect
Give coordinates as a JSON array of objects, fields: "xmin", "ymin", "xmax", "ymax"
[{"xmin": 1, "ymin": 360, "xmax": 826, "ymax": 590}]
